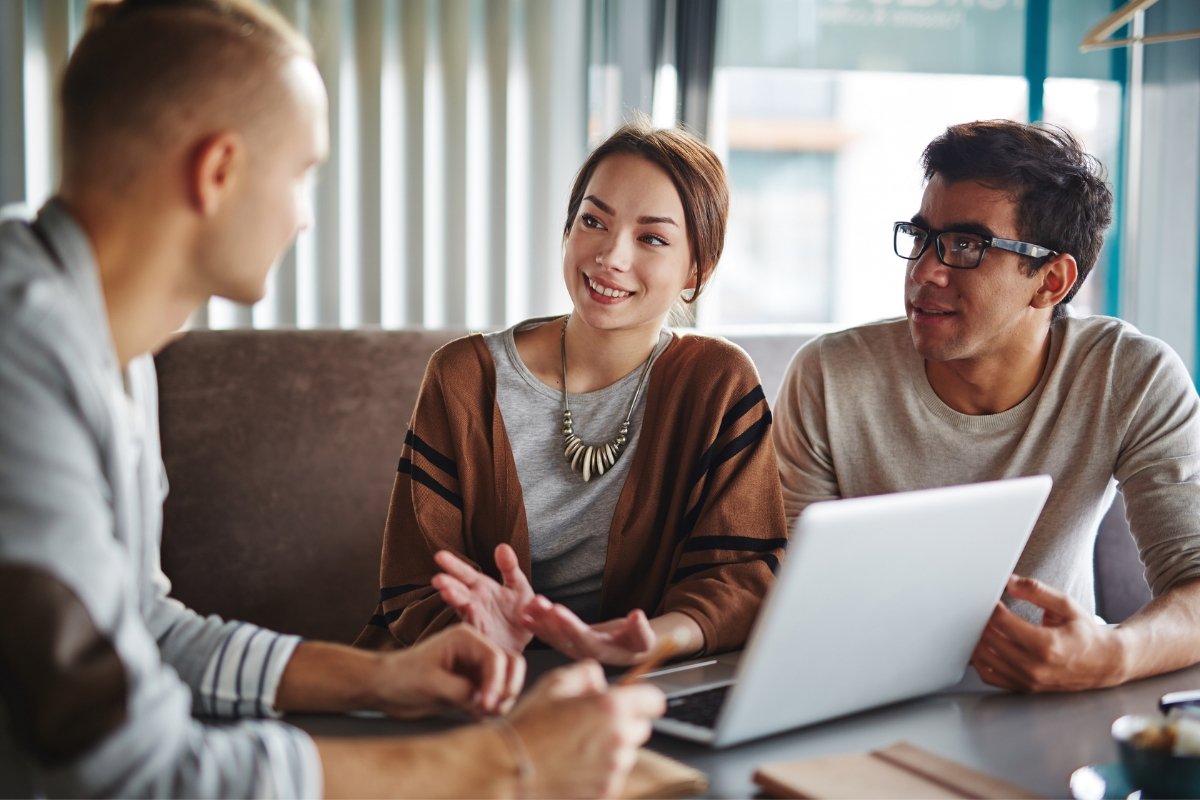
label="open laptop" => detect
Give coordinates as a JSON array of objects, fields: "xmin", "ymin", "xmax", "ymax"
[{"xmin": 649, "ymin": 475, "xmax": 1052, "ymax": 748}]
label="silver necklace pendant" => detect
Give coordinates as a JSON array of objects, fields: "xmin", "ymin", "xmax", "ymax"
[
  {"xmin": 562, "ymin": 410, "xmax": 628, "ymax": 482},
  {"xmin": 559, "ymin": 316, "xmax": 654, "ymax": 483}
]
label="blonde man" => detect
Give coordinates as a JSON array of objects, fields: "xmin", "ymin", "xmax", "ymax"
[{"xmin": 0, "ymin": 1, "xmax": 662, "ymax": 796}]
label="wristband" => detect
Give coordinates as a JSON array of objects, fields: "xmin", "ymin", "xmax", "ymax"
[{"xmin": 487, "ymin": 715, "xmax": 534, "ymax": 798}]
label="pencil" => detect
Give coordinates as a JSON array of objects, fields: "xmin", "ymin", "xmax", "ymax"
[{"xmin": 617, "ymin": 627, "xmax": 689, "ymax": 686}]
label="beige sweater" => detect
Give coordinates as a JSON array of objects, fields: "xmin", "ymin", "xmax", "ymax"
[
  {"xmin": 356, "ymin": 331, "xmax": 788, "ymax": 654},
  {"xmin": 773, "ymin": 316, "xmax": 1200, "ymax": 615}
]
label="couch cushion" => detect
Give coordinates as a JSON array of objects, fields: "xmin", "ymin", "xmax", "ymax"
[
  {"xmin": 1094, "ymin": 494, "xmax": 1152, "ymax": 623},
  {"xmin": 156, "ymin": 329, "xmax": 463, "ymax": 643}
]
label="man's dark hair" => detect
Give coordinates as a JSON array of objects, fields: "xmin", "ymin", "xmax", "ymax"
[{"xmin": 921, "ymin": 120, "xmax": 1114, "ymax": 320}]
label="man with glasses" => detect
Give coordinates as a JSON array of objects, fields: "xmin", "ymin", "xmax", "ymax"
[{"xmin": 773, "ymin": 119, "xmax": 1200, "ymax": 692}]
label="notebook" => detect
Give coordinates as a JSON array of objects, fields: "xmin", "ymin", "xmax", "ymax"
[
  {"xmin": 752, "ymin": 741, "xmax": 1040, "ymax": 798},
  {"xmin": 622, "ymin": 748, "xmax": 708, "ymax": 798},
  {"xmin": 650, "ymin": 476, "xmax": 1053, "ymax": 748}
]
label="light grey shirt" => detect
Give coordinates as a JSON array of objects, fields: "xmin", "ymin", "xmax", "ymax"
[
  {"xmin": 0, "ymin": 201, "xmax": 321, "ymax": 798},
  {"xmin": 773, "ymin": 316, "xmax": 1200, "ymax": 619},
  {"xmin": 485, "ymin": 317, "xmax": 670, "ymax": 622}
]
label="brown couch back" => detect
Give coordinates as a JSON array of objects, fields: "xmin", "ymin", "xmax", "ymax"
[
  {"xmin": 155, "ymin": 327, "xmax": 1149, "ymax": 645},
  {"xmin": 156, "ymin": 329, "xmax": 464, "ymax": 642}
]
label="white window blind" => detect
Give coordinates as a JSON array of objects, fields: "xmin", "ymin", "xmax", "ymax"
[{"xmin": 1, "ymin": 0, "xmax": 591, "ymax": 330}]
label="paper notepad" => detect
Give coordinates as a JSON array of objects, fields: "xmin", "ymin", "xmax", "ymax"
[
  {"xmin": 623, "ymin": 748, "xmax": 709, "ymax": 799},
  {"xmin": 753, "ymin": 742, "xmax": 1040, "ymax": 799}
]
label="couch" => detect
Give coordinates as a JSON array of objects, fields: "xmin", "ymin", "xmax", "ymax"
[{"xmin": 155, "ymin": 328, "xmax": 1150, "ymax": 644}]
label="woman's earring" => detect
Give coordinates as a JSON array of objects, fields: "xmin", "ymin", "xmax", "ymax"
[{"xmin": 680, "ymin": 268, "xmax": 700, "ymax": 302}]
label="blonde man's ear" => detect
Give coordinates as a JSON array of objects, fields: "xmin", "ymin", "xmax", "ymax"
[{"xmin": 191, "ymin": 132, "xmax": 244, "ymax": 216}]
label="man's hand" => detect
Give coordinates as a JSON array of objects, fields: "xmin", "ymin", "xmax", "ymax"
[
  {"xmin": 433, "ymin": 544, "xmax": 535, "ymax": 653},
  {"xmin": 971, "ymin": 574, "xmax": 1126, "ymax": 692},
  {"xmin": 373, "ymin": 625, "xmax": 525, "ymax": 718},
  {"xmin": 317, "ymin": 659, "xmax": 664, "ymax": 798},
  {"xmin": 510, "ymin": 660, "xmax": 665, "ymax": 798},
  {"xmin": 522, "ymin": 598, "xmax": 656, "ymax": 666},
  {"xmin": 275, "ymin": 625, "xmax": 523, "ymax": 718}
]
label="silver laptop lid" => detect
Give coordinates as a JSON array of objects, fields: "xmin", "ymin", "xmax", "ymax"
[{"xmin": 654, "ymin": 476, "xmax": 1052, "ymax": 747}]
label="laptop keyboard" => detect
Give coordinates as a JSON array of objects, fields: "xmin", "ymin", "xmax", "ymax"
[{"xmin": 664, "ymin": 684, "xmax": 730, "ymax": 729}]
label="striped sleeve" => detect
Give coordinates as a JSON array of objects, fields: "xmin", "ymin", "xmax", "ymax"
[
  {"xmin": 660, "ymin": 372, "xmax": 789, "ymax": 654},
  {"xmin": 397, "ymin": 429, "xmax": 464, "ymax": 511},
  {"xmin": 674, "ymin": 533, "xmax": 787, "ymax": 582},
  {"xmin": 150, "ymin": 720, "xmax": 322, "ymax": 798},
  {"xmin": 355, "ymin": 341, "xmax": 479, "ymax": 649},
  {"xmin": 674, "ymin": 386, "xmax": 774, "ymax": 546},
  {"xmin": 65, "ymin": 716, "xmax": 325, "ymax": 798},
  {"xmin": 243, "ymin": 721, "xmax": 323, "ymax": 799},
  {"xmin": 197, "ymin": 625, "xmax": 301, "ymax": 719}
]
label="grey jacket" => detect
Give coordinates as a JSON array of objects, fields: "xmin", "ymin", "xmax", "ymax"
[{"xmin": 0, "ymin": 201, "xmax": 321, "ymax": 797}]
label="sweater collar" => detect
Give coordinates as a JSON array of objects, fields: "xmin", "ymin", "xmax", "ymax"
[{"xmin": 34, "ymin": 198, "xmax": 121, "ymax": 376}]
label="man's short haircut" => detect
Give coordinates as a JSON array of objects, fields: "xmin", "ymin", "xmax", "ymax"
[
  {"xmin": 61, "ymin": 0, "xmax": 312, "ymax": 189},
  {"xmin": 921, "ymin": 120, "xmax": 1114, "ymax": 320}
]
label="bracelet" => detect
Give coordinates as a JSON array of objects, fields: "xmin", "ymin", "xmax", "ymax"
[{"xmin": 487, "ymin": 715, "xmax": 534, "ymax": 799}]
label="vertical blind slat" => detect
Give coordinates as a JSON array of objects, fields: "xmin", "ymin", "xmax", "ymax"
[
  {"xmin": 422, "ymin": 0, "xmax": 445, "ymax": 327},
  {"xmin": 485, "ymin": 0, "xmax": 510, "ymax": 328},
  {"xmin": 378, "ymin": 0, "xmax": 403, "ymax": 328},
  {"xmin": 1, "ymin": 2, "xmax": 28, "ymax": 207},
  {"xmin": 312, "ymin": 0, "xmax": 345, "ymax": 327},
  {"xmin": 291, "ymin": 0, "xmax": 319, "ymax": 327},
  {"xmin": 356, "ymin": 0, "xmax": 385, "ymax": 326},
  {"xmin": 504, "ymin": 0, "xmax": 532, "ymax": 325},
  {"xmin": 401, "ymin": 0, "xmax": 428, "ymax": 326},
  {"xmin": 21, "ymin": 0, "xmax": 71, "ymax": 206},
  {"xmin": 441, "ymin": 0, "xmax": 469, "ymax": 327},
  {"xmin": 264, "ymin": 0, "xmax": 299, "ymax": 329},
  {"xmin": 463, "ymin": 0, "xmax": 487, "ymax": 328},
  {"xmin": 526, "ymin": 0, "xmax": 557, "ymax": 317}
]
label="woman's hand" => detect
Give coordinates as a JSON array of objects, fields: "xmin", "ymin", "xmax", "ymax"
[
  {"xmin": 433, "ymin": 544, "xmax": 535, "ymax": 654},
  {"xmin": 522, "ymin": 597, "xmax": 657, "ymax": 666}
]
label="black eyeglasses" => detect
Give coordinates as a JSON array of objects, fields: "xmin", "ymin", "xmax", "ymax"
[{"xmin": 893, "ymin": 221, "xmax": 1058, "ymax": 270}]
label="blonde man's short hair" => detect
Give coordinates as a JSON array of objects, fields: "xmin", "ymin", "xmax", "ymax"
[{"xmin": 61, "ymin": 0, "xmax": 314, "ymax": 189}]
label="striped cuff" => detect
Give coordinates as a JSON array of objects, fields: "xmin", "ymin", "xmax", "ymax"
[
  {"xmin": 199, "ymin": 624, "xmax": 302, "ymax": 719},
  {"xmin": 250, "ymin": 721, "xmax": 323, "ymax": 799}
]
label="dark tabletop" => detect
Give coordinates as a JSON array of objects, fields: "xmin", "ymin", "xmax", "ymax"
[{"xmin": 289, "ymin": 650, "xmax": 1196, "ymax": 798}]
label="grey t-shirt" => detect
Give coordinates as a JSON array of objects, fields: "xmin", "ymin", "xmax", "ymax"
[{"xmin": 485, "ymin": 317, "xmax": 670, "ymax": 622}]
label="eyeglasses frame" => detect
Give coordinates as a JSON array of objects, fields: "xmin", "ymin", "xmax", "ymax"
[{"xmin": 893, "ymin": 221, "xmax": 1059, "ymax": 270}]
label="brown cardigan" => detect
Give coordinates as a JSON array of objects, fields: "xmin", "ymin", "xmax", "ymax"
[{"xmin": 355, "ymin": 330, "xmax": 788, "ymax": 654}]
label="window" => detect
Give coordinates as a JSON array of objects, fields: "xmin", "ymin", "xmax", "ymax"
[{"xmin": 700, "ymin": 0, "xmax": 1123, "ymax": 329}]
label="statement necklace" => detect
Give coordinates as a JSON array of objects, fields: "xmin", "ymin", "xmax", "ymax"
[{"xmin": 559, "ymin": 316, "xmax": 655, "ymax": 482}]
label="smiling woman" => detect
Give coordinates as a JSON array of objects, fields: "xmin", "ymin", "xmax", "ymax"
[{"xmin": 355, "ymin": 120, "xmax": 789, "ymax": 667}]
